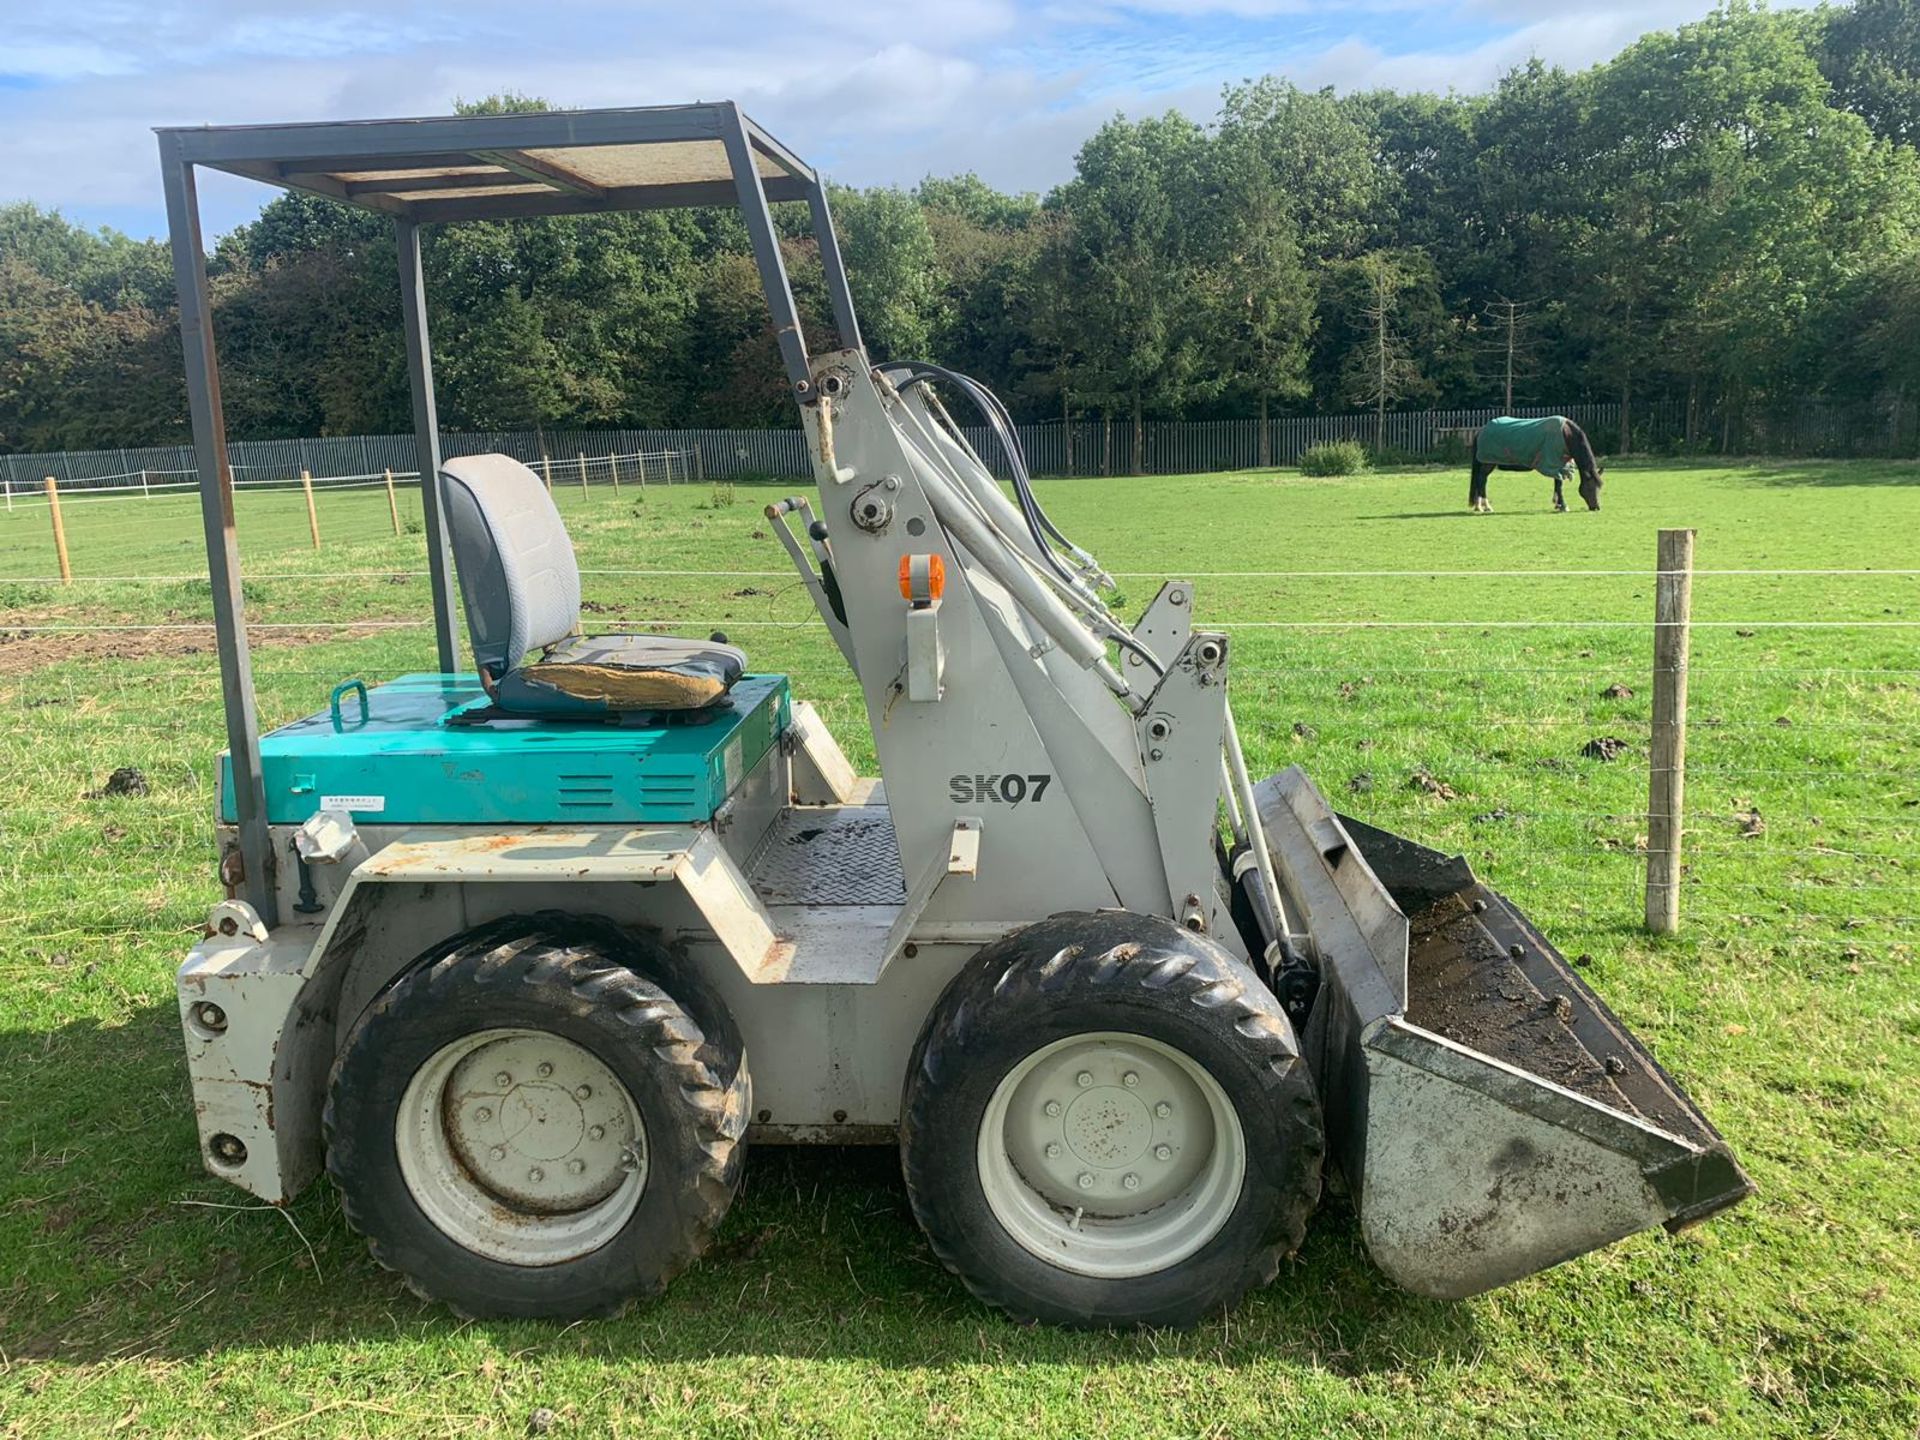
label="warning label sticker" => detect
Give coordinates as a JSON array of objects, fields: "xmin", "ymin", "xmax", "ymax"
[{"xmin": 320, "ymin": 794, "xmax": 386, "ymax": 813}]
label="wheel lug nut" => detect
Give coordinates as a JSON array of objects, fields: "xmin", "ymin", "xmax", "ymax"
[
  {"xmin": 537, "ymin": 1062, "xmax": 554, "ymax": 1078},
  {"xmin": 574, "ymin": 1085, "xmax": 592, "ymax": 1100},
  {"xmin": 1154, "ymin": 1144, "xmax": 1173, "ymax": 1161},
  {"xmin": 494, "ymin": 1072, "xmax": 512, "ymax": 1088},
  {"xmin": 1122, "ymin": 1071, "xmax": 1139, "ymax": 1088},
  {"xmin": 475, "ymin": 1106, "xmax": 492, "ymax": 1122},
  {"xmin": 587, "ymin": 1125, "xmax": 605, "ymax": 1141},
  {"xmin": 1155, "ymin": 1102, "xmax": 1172, "ymax": 1118},
  {"xmin": 528, "ymin": 1167, "xmax": 545, "ymax": 1182},
  {"xmin": 1077, "ymin": 1172, "xmax": 1094, "ymax": 1190},
  {"xmin": 567, "ymin": 1158, "xmax": 586, "ymax": 1175},
  {"xmin": 1044, "ymin": 1100, "xmax": 1062, "ymax": 1118},
  {"xmin": 1123, "ymin": 1173, "xmax": 1140, "ymax": 1190},
  {"xmin": 1075, "ymin": 1071, "xmax": 1093, "ymax": 1088},
  {"xmin": 490, "ymin": 1146, "xmax": 506, "ymax": 1161},
  {"xmin": 1045, "ymin": 1142, "xmax": 1062, "ymax": 1159}
]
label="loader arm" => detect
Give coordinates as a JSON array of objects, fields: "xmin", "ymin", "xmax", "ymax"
[{"xmin": 766, "ymin": 351, "xmax": 1275, "ymax": 951}]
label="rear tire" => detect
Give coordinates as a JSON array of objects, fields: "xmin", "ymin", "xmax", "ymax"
[
  {"xmin": 901, "ymin": 911, "xmax": 1324, "ymax": 1328},
  {"xmin": 324, "ymin": 926, "xmax": 748, "ymax": 1319}
]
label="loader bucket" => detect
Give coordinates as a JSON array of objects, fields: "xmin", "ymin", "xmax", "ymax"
[{"xmin": 1254, "ymin": 767, "xmax": 1752, "ymax": 1299}]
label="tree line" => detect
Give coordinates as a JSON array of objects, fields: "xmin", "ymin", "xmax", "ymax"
[{"xmin": 5, "ymin": 0, "xmax": 1920, "ymax": 461}]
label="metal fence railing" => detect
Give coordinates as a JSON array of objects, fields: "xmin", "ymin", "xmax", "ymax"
[
  {"xmin": 0, "ymin": 431, "xmax": 748, "ymax": 494},
  {"xmin": 4, "ymin": 397, "xmax": 1914, "ymax": 492}
]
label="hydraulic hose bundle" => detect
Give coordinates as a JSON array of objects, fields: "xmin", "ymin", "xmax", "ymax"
[{"xmin": 882, "ymin": 360, "xmax": 1159, "ymax": 677}]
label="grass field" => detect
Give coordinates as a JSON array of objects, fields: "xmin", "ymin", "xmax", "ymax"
[{"xmin": 0, "ymin": 458, "xmax": 1914, "ymax": 1438}]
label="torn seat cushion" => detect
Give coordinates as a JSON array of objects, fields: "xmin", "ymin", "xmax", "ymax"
[
  {"xmin": 441, "ymin": 453, "xmax": 747, "ymax": 718},
  {"xmin": 496, "ymin": 634, "xmax": 747, "ymax": 717}
]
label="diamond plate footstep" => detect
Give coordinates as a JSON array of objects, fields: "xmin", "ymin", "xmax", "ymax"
[{"xmin": 750, "ymin": 809, "xmax": 907, "ymax": 905}]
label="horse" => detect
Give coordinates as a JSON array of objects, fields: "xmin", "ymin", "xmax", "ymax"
[{"xmin": 1468, "ymin": 416, "xmax": 1604, "ymax": 513}]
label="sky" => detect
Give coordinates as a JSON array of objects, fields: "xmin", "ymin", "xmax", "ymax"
[{"xmin": 0, "ymin": 0, "xmax": 1732, "ymax": 242}]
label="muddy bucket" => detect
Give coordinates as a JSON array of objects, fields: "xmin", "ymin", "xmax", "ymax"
[{"xmin": 1255, "ymin": 767, "xmax": 1752, "ymax": 1299}]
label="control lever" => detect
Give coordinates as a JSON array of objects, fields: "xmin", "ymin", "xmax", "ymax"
[
  {"xmin": 764, "ymin": 497, "xmax": 856, "ymax": 664},
  {"xmin": 807, "ymin": 519, "xmax": 848, "ymax": 625}
]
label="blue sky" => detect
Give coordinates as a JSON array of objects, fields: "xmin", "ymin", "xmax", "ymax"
[{"xmin": 1, "ymin": 0, "xmax": 1728, "ymax": 241}]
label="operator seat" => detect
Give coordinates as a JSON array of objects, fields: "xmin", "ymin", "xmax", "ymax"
[{"xmin": 440, "ymin": 453, "xmax": 746, "ymax": 718}]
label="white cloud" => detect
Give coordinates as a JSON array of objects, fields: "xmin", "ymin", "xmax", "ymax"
[
  {"xmin": 0, "ymin": 38, "xmax": 141, "ymax": 82},
  {"xmin": 0, "ymin": 0, "xmax": 1744, "ymax": 236}
]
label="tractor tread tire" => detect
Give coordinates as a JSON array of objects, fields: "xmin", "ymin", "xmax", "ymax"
[
  {"xmin": 901, "ymin": 911, "xmax": 1324, "ymax": 1328},
  {"xmin": 323, "ymin": 926, "xmax": 748, "ymax": 1321}
]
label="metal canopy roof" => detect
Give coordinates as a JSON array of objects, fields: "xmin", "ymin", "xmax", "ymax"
[{"xmin": 155, "ymin": 102, "xmax": 815, "ymax": 224}]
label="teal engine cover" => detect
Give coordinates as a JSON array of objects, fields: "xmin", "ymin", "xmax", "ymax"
[{"xmin": 218, "ymin": 672, "xmax": 790, "ymax": 826}]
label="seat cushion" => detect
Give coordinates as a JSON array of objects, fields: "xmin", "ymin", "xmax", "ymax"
[{"xmin": 493, "ymin": 635, "xmax": 748, "ymax": 717}]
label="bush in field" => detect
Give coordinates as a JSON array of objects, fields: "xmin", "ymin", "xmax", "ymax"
[{"xmin": 1299, "ymin": 440, "xmax": 1371, "ymax": 476}]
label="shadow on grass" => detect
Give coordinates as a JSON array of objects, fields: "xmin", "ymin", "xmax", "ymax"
[
  {"xmin": 1355, "ymin": 510, "xmax": 1584, "ymax": 521},
  {"xmin": 1728, "ymin": 462, "xmax": 1920, "ymax": 488},
  {"xmin": 1360, "ymin": 503, "xmax": 1601, "ymax": 519},
  {"xmin": 0, "ymin": 1004, "xmax": 1480, "ymax": 1377},
  {"xmin": 1357, "ymin": 511, "xmax": 1483, "ymax": 521}
]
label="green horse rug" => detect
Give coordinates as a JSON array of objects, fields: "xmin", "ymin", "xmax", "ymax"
[{"xmin": 1469, "ymin": 417, "xmax": 1604, "ymax": 512}]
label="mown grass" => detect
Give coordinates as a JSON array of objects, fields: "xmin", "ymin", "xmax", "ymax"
[{"xmin": 0, "ymin": 458, "xmax": 1914, "ymax": 1438}]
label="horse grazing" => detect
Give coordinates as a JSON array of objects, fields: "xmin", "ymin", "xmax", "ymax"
[{"xmin": 1468, "ymin": 416, "xmax": 1604, "ymax": 513}]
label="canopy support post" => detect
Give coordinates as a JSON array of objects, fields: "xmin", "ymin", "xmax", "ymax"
[
  {"xmin": 807, "ymin": 178, "xmax": 863, "ymax": 357},
  {"xmin": 159, "ymin": 136, "xmax": 278, "ymax": 926},
  {"xmin": 721, "ymin": 105, "xmax": 812, "ymax": 393},
  {"xmin": 395, "ymin": 218, "xmax": 459, "ymax": 672}
]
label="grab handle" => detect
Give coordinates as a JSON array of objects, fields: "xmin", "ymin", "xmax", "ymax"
[{"xmin": 329, "ymin": 678, "xmax": 370, "ymax": 731}]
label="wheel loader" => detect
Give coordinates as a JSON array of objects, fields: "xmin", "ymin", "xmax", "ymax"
[{"xmin": 159, "ymin": 102, "xmax": 1750, "ymax": 1327}]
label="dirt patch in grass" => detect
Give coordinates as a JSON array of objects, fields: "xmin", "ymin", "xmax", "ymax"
[
  {"xmin": 81, "ymin": 766, "xmax": 148, "ymax": 799},
  {"xmin": 0, "ymin": 625, "xmax": 397, "ymax": 677}
]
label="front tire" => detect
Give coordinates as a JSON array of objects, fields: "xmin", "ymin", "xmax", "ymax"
[
  {"xmin": 324, "ymin": 926, "xmax": 748, "ymax": 1319},
  {"xmin": 901, "ymin": 912, "xmax": 1324, "ymax": 1327}
]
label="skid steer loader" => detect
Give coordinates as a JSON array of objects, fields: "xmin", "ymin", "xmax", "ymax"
[{"xmin": 160, "ymin": 101, "xmax": 1750, "ymax": 1326}]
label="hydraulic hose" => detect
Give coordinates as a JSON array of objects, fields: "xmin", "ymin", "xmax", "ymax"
[
  {"xmin": 882, "ymin": 360, "xmax": 1170, "ymax": 704},
  {"xmin": 893, "ymin": 367, "xmax": 1063, "ymax": 573},
  {"xmin": 881, "ymin": 360, "xmax": 1098, "ymax": 591}
]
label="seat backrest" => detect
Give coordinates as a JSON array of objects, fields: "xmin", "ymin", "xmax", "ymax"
[{"xmin": 441, "ymin": 454, "xmax": 581, "ymax": 679}]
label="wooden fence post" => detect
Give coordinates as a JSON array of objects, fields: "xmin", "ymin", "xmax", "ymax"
[
  {"xmin": 385, "ymin": 468, "xmax": 401, "ymax": 535},
  {"xmin": 636, "ymin": 451, "xmax": 648, "ymax": 488},
  {"xmin": 45, "ymin": 477, "xmax": 71, "ymax": 584},
  {"xmin": 541, "ymin": 456, "xmax": 553, "ymax": 491},
  {"xmin": 693, "ymin": 446, "xmax": 705, "ymax": 485},
  {"xmin": 140, "ymin": 469, "xmax": 151, "ymax": 499},
  {"xmin": 5, "ymin": 476, "xmax": 12, "ymax": 513},
  {"xmin": 1646, "ymin": 528, "xmax": 1695, "ymax": 934},
  {"xmin": 578, "ymin": 452, "xmax": 590, "ymax": 501},
  {"xmin": 608, "ymin": 452, "xmax": 621, "ymax": 496},
  {"xmin": 301, "ymin": 468, "xmax": 321, "ymax": 549}
]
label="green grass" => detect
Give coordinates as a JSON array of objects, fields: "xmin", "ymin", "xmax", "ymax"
[{"xmin": 0, "ymin": 459, "xmax": 1914, "ymax": 1438}]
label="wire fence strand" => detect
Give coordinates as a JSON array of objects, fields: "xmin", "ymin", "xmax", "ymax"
[{"xmin": 3, "ymin": 465, "xmax": 1914, "ymax": 953}]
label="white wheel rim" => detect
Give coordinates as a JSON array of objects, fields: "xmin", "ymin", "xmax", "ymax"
[
  {"xmin": 977, "ymin": 1031, "xmax": 1246, "ymax": 1279},
  {"xmin": 396, "ymin": 1028, "xmax": 646, "ymax": 1266}
]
